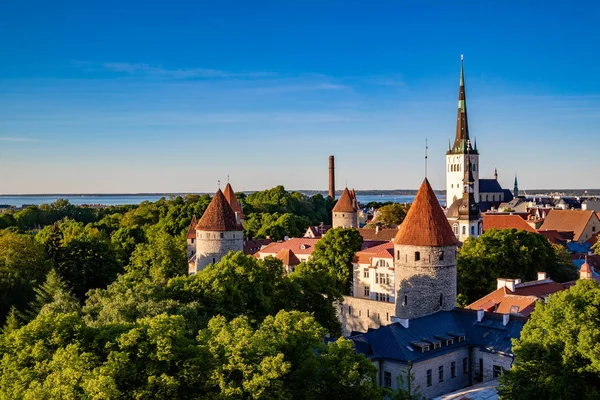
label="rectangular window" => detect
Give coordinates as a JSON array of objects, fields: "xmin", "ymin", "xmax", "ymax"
[
  {"xmin": 463, "ymin": 358, "xmax": 468, "ymax": 375},
  {"xmin": 220, "ymin": 232, "xmax": 224, "ymax": 238},
  {"xmin": 403, "ymin": 295, "xmax": 408, "ymax": 306},
  {"xmin": 439, "ymin": 366, "xmax": 444, "ymax": 383},
  {"xmin": 451, "ymin": 361, "xmax": 456, "ymax": 378},
  {"xmin": 439, "ymin": 251, "xmax": 444, "ymax": 261},
  {"xmin": 415, "ymin": 252, "xmax": 420, "ymax": 261},
  {"xmin": 375, "ymin": 293, "xmax": 380, "ymax": 301},
  {"xmin": 363, "ymin": 268, "xmax": 369, "ymax": 278},
  {"xmin": 364, "ymin": 286, "xmax": 370, "ymax": 297},
  {"xmin": 386, "ymin": 274, "xmax": 390, "ymax": 284},
  {"xmin": 384, "ymin": 371, "xmax": 392, "ymax": 388},
  {"xmin": 348, "ymin": 306, "xmax": 352, "ymax": 315},
  {"xmin": 426, "ymin": 369, "xmax": 432, "ymax": 387},
  {"xmin": 493, "ymin": 365, "xmax": 503, "ymax": 378},
  {"xmin": 386, "ymin": 293, "xmax": 390, "ymax": 303},
  {"xmin": 375, "ymin": 273, "xmax": 379, "ymax": 284}
]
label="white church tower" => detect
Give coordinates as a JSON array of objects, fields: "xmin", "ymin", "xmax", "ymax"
[{"xmin": 446, "ymin": 56, "xmax": 480, "ymax": 205}]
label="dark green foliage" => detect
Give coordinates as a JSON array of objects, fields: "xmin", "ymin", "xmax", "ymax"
[
  {"xmin": 457, "ymin": 229, "xmax": 578, "ymax": 304},
  {"xmin": 309, "ymin": 227, "xmax": 364, "ymax": 295},
  {"xmin": 498, "ymin": 280, "xmax": 600, "ymax": 399},
  {"xmin": 367, "ymin": 203, "xmax": 410, "ymax": 228}
]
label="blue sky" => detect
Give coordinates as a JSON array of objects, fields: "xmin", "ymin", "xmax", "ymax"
[{"xmin": 1, "ymin": 1, "xmax": 599, "ymax": 194}]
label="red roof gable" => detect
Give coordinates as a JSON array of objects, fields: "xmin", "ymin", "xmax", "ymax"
[
  {"xmin": 276, "ymin": 248, "xmax": 301, "ymax": 266},
  {"xmin": 483, "ymin": 214, "xmax": 537, "ymax": 233},
  {"xmin": 333, "ymin": 187, "xmax": 356, "ymax": 213},
  {"xmin": 394, "ymin": 179, "xmax": 458, "ymax": 247},
  {"xmin": 539, "ymin": 210, "xmax": 596, "ymax": 241},
  {"xmin": 258, "ymin": 238, "xmax": 319, "ymax": 256},
  {"xmin": 196, "ymin": 189, "xmax": 242, "ymax": 232}
]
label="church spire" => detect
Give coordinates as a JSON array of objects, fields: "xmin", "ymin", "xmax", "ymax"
[
  {"xmin": 449, "ymin": 55, "xmax": 477, "ymax": 155},
  {"xmin": 514, "ymin": 174, "xmax": 519, "ymax": 198}
]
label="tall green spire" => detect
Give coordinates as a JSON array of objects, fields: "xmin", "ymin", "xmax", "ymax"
[
  {"xmin": 514, "ymin": 174, "xmax": 519, "ymax": 198},
  {"xmin": 448, "ymin": 55, "xmax": 477, "ymax": 155}
]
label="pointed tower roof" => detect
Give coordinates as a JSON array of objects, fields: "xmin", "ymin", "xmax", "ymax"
[
  {"xmin": 351, "ymin": 188, "xmax": 360, "ymax": 211},
  {"xmin": 448, "ymin": 56, "xmax": 477, "ymax": 155},
  {"xmin": 394, "ymin": 179, "xmax": 458, "ymax": 246},
  {"xmin": 196, "ymin": 189, "xmax": 242, "ymax": 231},
  {"xmin": 580, "ymin": 256, "xmax": 592, "ymax": 279},
  {"xmin": 223, "ymin": 183, "xmax": 244, "ymax": 219},
  {"xmin": 186, "ymin": 215, "xmax": 198, "ymax": 239},
  {"xmin": 333, "ymin": 187, "xmax": 357, "ymax": 213},
  {"xmin": 277, "ymin": 248, "xmax": 300, "ymax": 266}
]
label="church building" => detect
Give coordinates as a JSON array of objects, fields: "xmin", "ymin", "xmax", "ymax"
[{"xmin": 445, "ymin": 57, "xmax": 511, "ymax": 241}]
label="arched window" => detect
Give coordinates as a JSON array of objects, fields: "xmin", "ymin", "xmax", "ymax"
[
  {"xmin": 439, "ymin": 251, "xmax": 444, "ymax": 261},
  {"xmin": 415, "ymin": 252, "xmax": 421, "ymax": 261},
  {"xmin": 376, "ymin": 259, "xmax": 390, "ymax": 268},
  {"xmin": 453, "ymin": 224, "xmax": 459, "ymax": 236}
]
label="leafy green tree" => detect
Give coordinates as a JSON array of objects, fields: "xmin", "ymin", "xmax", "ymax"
[
  {"xmin": 310, "ymin": 227, "xmax": 363, "ymax": 295},
  {"xmin": 111, "ymin": 226, "xmax": 146, "ymax": 266},
  {"xmin": 593, "ymin": 238, "xmax": 600, "ymax": 255},
  {"xmin": 370, "ymin": 203, "xmax": 410, "ymax": 228},
  {"xmin": 498, "ymin": 279, "xmax": 600, "ymax": 399},
  {"xmin": 127, "ymin": 230, "xmax": 186, "ymax": 282},
  {"xmin": 457, "ymin": 229, "xmax": 578, "ymax": 304},
  {"xmin": 56, "ymin": 236, "xmax": 120, "ymax": 299},
  {"xmin": 0, "ymin": 231, "xmax": 49, "ymax": 322}
]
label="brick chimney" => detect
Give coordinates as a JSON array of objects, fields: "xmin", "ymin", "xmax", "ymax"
[
  {"xmin": 328, "ymin": 155, "xmax": 335, "ymax": 199},
  {"xmin": 537, "ymin": 272, "xmax": 548, "ymax": 281}
]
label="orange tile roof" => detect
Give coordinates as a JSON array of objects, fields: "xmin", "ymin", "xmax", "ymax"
[
  {"xmin": 276, "ymin": 248, "xmax": 301, "ymax": 266},
  {"xmin": 196, "ymin": 189, "xmax": 242, "ymax": 232},
  {"xmin": 587, "ymin": 232, "xmax": 599, "ymax": 246},
  {"xmin": 351, "ymin": 188, "xmax": 360, "ymax": 211},
  {"xmin": 483, "ymin": 214, "xmax": 537, "ymax": 233},
  {"xmin": 186, "ymin": 215, "xmax": 198, "ymax": 239},
  {"xmin": 258, "ymin": 238, "xmax": 319, "ymax": 256},
  {"xmin": 333, "ymin": 187, "xmax": 356, "ymax": 213},
  {"xmin": 223, "ymin": 183, "xmax": 244, "ymax": 219},
  {"xmin": 394, "ymin": 178, "xmax": 458, "ymax": 247},
  {"xmin": 467, "ymin": 279, "xmax": 566, "ymax": 317},
  {"xmin": 539, "ymin": 209, "xmax": 596, "ymax": 241},
  {"xmin": 357, "ymin": 228, "xmax": 398, "ymax": 242}
]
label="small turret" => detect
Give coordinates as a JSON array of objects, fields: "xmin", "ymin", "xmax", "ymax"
[
  {"xmin": 223, "ymin": 183, "xmax": 244, "ymax": 225},
  {"xmin": 332, "ymin": 187, "xmax": 358, "ymax": 228},
  {"xmin": 580, "ymin": 256, "xmax": 592, "ymax": 280}
]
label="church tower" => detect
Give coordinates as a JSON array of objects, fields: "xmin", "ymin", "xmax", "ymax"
[
  {"xmin": 446, "ymin": 56, "xmax": 480, "ymax": 205},
  {"xmin": 332, "ymin": 187, "xmax": 358, "ymax": 228},
  {"xmin": 192, "ymin": 189, "xmax": 244, "ymax": 274},
  {"xmin": 394, "ymin": 179, "xmax": 458, "ymax": 319},
  {"xmin": 448, "ymin": 157, "xmax": 482, "ymax": 241},
  {"xmin": 513, "ymin": 175, "xmax": 519, "ymax": 198}
]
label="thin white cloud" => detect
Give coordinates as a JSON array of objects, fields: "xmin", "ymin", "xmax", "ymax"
[
  {"xmin": 0, "ymin": 137, "xmax": 38, "ymax": 142},
  {"xmin": 101, "ymin": 62, "xmax": 274, "ymax": 79}
]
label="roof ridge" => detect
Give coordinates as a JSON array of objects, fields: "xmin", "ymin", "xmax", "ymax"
[
  {"xmin": 333, "ymin": 187, "xmax": 357, "ymax": 213},
  {"xmin": 196, "ymin": 189, "xmax": 242, "ymax": 231}
]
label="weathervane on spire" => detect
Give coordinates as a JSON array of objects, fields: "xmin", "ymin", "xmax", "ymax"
[
  {"xmin": 461, "ymin": 54, "xmax": 464, "ymax": 62},
  {"xmin": 217, "ymin": 180, "xmax": 221, "ymax": 190},
  {"xmin": 227, "ymin": 174, "xmax": 230, "ymax": 183},
  {"xmin": 425, "ymin": 138, "xmax": 429, "ymax": 178}
]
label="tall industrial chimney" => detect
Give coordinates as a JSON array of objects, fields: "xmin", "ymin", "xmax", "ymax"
[{"xmin": 328, "ymin": 155, "xmax": 335, "ymax": 199}]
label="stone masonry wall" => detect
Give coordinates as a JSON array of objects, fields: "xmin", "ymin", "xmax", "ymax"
[
  {"xmin": 339, "ymin": 296, "xmax": 396, "ymax": 336},
  {"xmin": 471, "ymin": 349, "xmax": 513, "ymax": 383},
  {"xmin": 394, "ymin": 245, "xmax": 457, "ymax": 319},
  {"xmin": 333, "ymin": 211, "xmax": 358, "ymax": 229},
  {"xmin": 380, "ymin": 347, "xmax": 470, "ymax": 399},
  {"xmin": 194, "ymin": 230, "xmax": 244, "ymax": 273}
]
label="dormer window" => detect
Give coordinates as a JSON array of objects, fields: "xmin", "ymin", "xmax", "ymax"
[
  {"xmin": 458, "ymin": 336, "xmax": 465, "ymax": 343},
  {"xmin": 446, "ymin": 339, "xmax": 454, "ymax": 346},
  {"xmin": 422, "ymin": 346, "xmax": 430, "ymax": 353},
  {"xmin": 433, "ymin": 343, "xmax": 441, "ymax": 349}
]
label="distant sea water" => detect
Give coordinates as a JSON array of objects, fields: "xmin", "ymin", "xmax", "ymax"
[{"xmin": 0, "ymin": 194, "xmax": 447, "ymax": 208}]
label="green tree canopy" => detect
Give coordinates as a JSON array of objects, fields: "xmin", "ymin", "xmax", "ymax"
[
  {"xmin": 309, "ymin": 227, "xmax": 364, "ymax": 295},
  {"xmin": 369, "ymin": 203, "xmax": 410, "ymax": 228},
  {"xmin": 457, "ymin": 229, "xmax": 578, "ymax": 303},
  {"xmin": 498, "ymin": 279, "xmax": 600, "ymax": 399}
]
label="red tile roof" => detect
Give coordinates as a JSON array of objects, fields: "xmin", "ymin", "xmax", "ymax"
[
  {"xmin": 333, "ymin": 187, "xmax": 356, "ymax": 213},
  {"xmin": 357, "ymin": 228, "xmax": 398, "ymax": 242},
  {"xmin": 223, "ymin": 183, "xmax": 244, "ymax": 219},
  {"xmin": 483, "ymin": 214, "xmax": 537, "ymax": 233},
  {"xmin": 539, "ymin": 210, "xmax": 597, "ymax": 241},
  {"xmin": 538, "ymin": 229, "xmax": 573, "ymax": 245},
  {"xmin": 467, "ymin": 278, "xmax": 566, "ymax": 317},
  {"xmin": 186, "ymin": 215, "xmax": 198, "ymax": 239},
  {"xmin": 196, "ymin": 189, "xmax": 242, "ymax": 231},
  {"xmin": 276, "ymin": 248, "xmax": 301, "ymax": 266},
  {"xmin": 243, "ymin": 238, "xmax": 272, "ymax": 255},
  {"xmin": 351, "ymin": 188, "xmax": 360, "ymax": 211},
  {"xmin": 394, "ymin": 179, "xmax": 458, "ymax": 247},
  {"xmin": 587, "ymin": 232, "xmax": 599, "ymax": 246},
  {"xmin": 258, "ymin": 238, "xmax": 319, "ymax": 256},
  {"xmin": 353, "ymin": 241, "xmax": 394, "ymax": 264}
]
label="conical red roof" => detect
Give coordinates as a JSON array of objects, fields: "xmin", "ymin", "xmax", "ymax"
[
  {"xmin": 581, "ymin": 256, "xmax": 592, "ymax": 274},
  {"xmin": 196, "ymin": 189, "xmax": 242, "ymax": 231},
  {"xmin": 394, "ymin": 179, "xmax": 458, "ymax": 247},
  {"xmin": 186, "ymin": 215, "xmax": 198, "ymax": 239},
  {"xmin": 277, "ymin": 248, "xmax": 300, "ymax": 266},
  {"xmin": 333, "ymin": 187, "xmax": 356, "ymax": 213},
  {"xmin": 223, "ymin": 183, "xmax": 244, "ymax": 219}
]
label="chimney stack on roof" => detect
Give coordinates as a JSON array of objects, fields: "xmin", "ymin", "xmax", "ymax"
[
  {"xmin": 503, "ymin": 313, "xmax": 510, "ymax": 326},
  {"xmin": 497, "ymin": 278, "xmax": 516, "ymax": 292},
  {"xmin": 477, "ymin": 309, "xmax": 484, "ymax": 322},
  {"xmin": 328, "ymin": 155, "xmax": 335, "ymax": 199},
  {"xmin": 537, "ymin": 272, "xmax": 548, "ymax": 281}
]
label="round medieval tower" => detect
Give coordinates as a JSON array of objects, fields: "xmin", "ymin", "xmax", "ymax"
[
  {"xmin": 332, "ymin": 187, "xmax": 358, "ymax": 228},
  {"xmin": 394, "ymin": 178, "xmax": 459, "ymax": 319},
  {"xmin": 194, "ymin": 189, "xmax": 244, "ymax": 273}
]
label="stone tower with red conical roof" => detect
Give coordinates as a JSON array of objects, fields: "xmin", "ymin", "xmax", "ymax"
[
  {"xmin": 192, "ymin": 189, "xmax": 244, "ymax": 273},
  {"xmin": 332, "ymin": 187, "xmax": 358, "ymax": 228},
  {"xmin": 394, "ymin": 179, "xmax": 459, "ymax": 319},
  {"xmin": 223, "ymin": 183, "xmax": 244, "ymax": 225}
]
